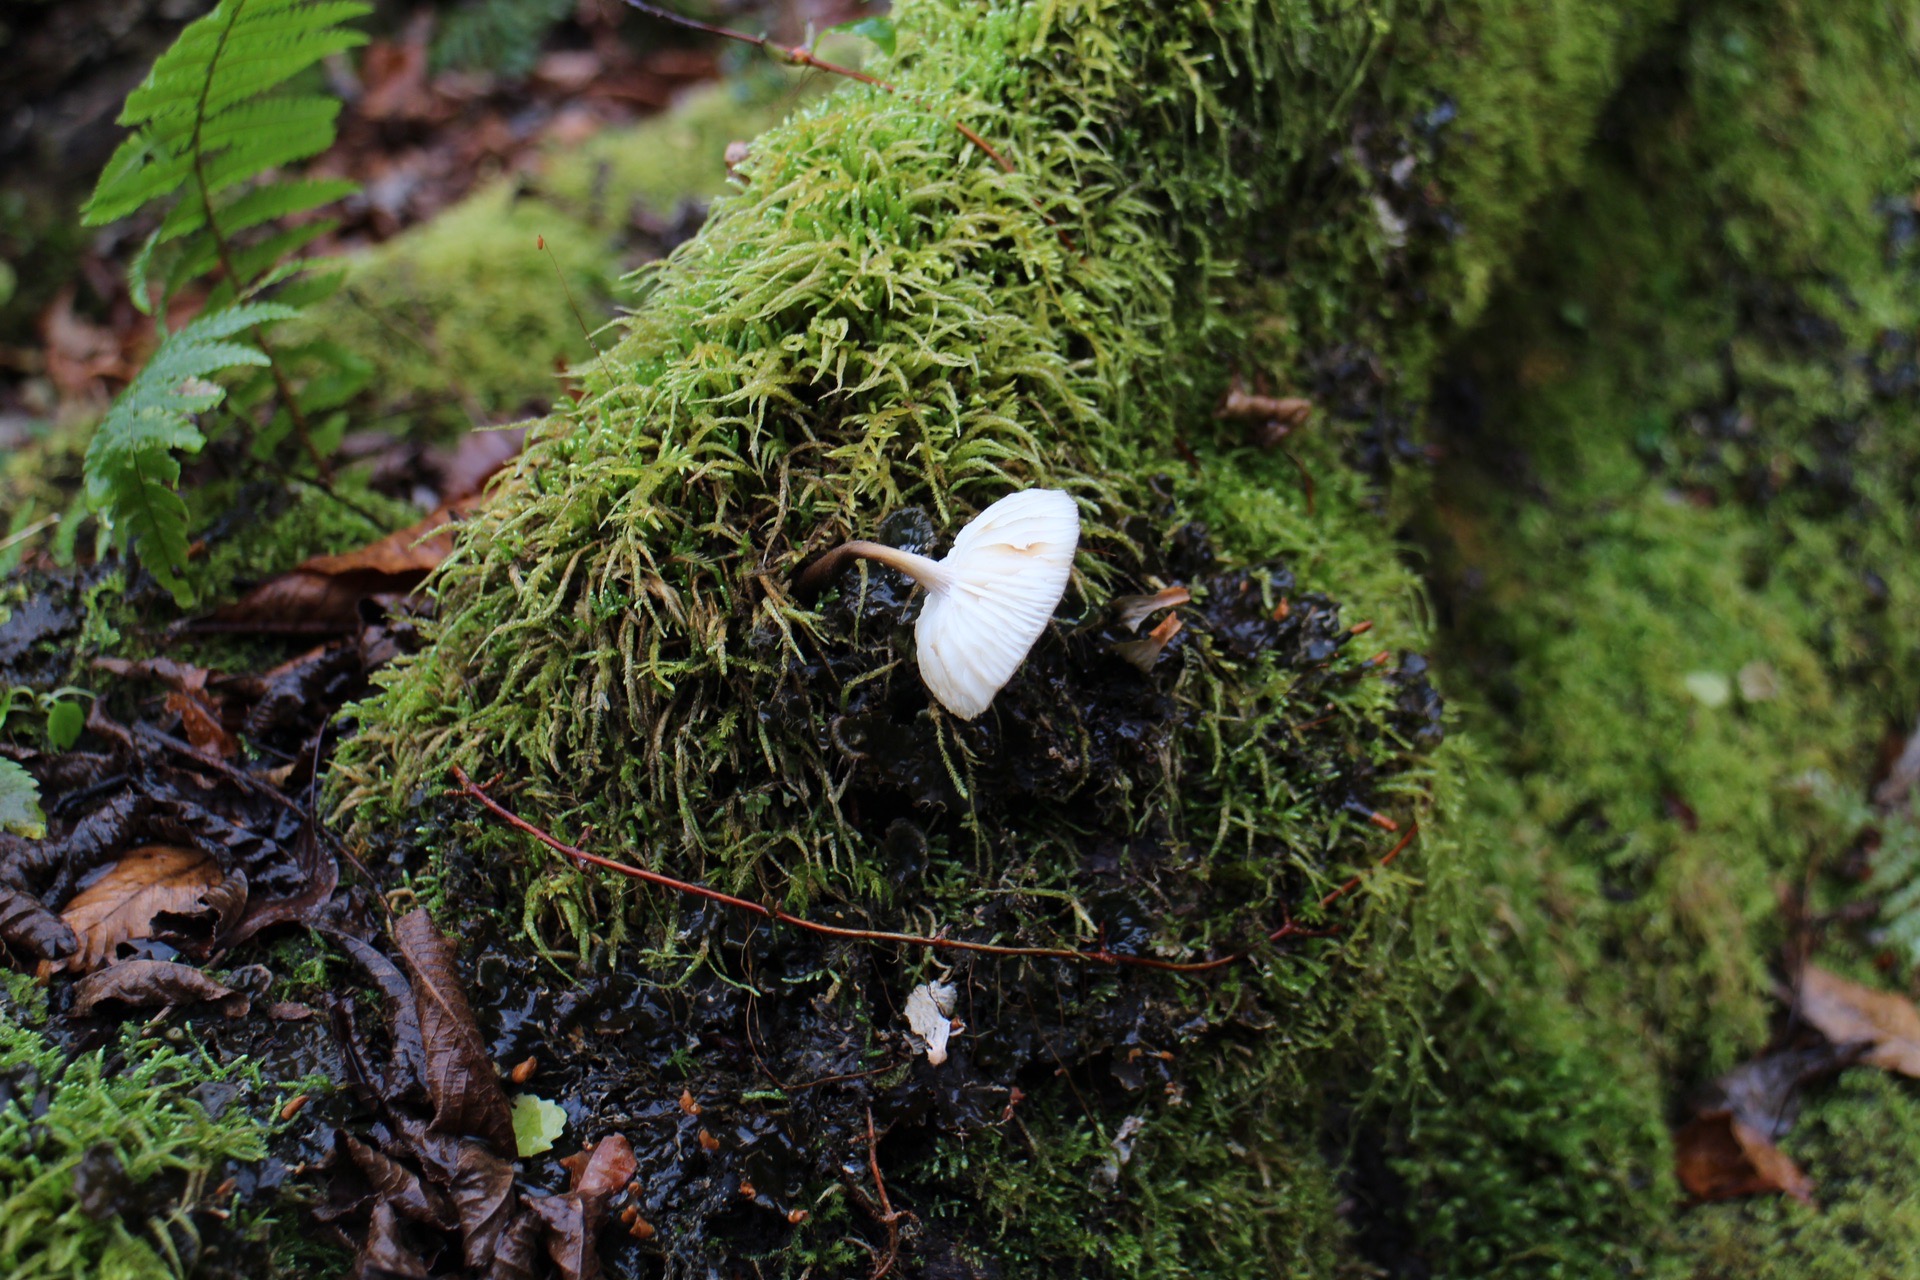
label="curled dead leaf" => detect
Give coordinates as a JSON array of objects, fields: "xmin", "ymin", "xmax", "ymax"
[
  {"xmin": 0, "ymin": 886, "xmax": 77, "ymax": 962},
  {"xmin": 905, "ymin": 980, "xmax": 957, "ymax": 1065},
  {"xmin": 529, "ymin": 1135, "xmax": 638, "ymax": 1280},
  {"xmin": 1114, "ymin": 613, "xmax": 1184, "ymax": 673},
  {"xmin": 199, "ymin": 502, "xmax": 473, "ymax": 634},
  {"xmin": 1675, "ymin": 1110, "xmax": 1814, "ymax": 1205},
  {"xmin": 71, "ymin": 959, "xmax": 247, "ymax": 1018},
  {"xmin": 165, "ymin": 690, "xmax": 238, "ymax": 759},
  {"xmin": 1110, "ymin": 585, "xmax": 1190, "ymax": 635},
  {"xmin": 393, "ymin": 909, "xmax": 517, "ymax": 1154},
  {"xmin": 52, "ymin": 845, "xmax": 234, "ymax": 973}
]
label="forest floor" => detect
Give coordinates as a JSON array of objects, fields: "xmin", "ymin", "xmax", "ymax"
[{"xmin": 3, "ymin": 1, "xmax": 1920, "ymax": 1278}]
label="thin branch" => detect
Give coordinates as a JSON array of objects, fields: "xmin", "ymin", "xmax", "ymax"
[
  {"xmin": 858, "ymin": 1106, "xmax": 906, "ymax": 1280},
  {"xmin": 620, "ymin": 0, "xmax": 1076, "ymax": 250},
  {"xmin": 449, "ymin": 765, "xmax": 1420, "ymax": 975},
  {"xmin": 621, "ymin": 0, "xmax": 1016, "ymax": 173}
]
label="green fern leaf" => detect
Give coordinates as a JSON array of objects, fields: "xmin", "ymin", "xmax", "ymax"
[
  {"xmin": 85, "ymin": 302, "xmax": 296, "ymax": 603},
  {"xmin": 82, "ymin": 0, "xmax": 369, "ymax": 227}
]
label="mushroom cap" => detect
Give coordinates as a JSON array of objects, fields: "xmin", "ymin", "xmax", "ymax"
[{"xmin": 914, "ymin": 489, "xmax": 1080, "ymax": 719}]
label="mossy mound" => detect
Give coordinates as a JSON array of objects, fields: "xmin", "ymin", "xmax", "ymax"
[{"xmin": 331, "ymin": 0, "xmax": 1694, "ymax": 1273}]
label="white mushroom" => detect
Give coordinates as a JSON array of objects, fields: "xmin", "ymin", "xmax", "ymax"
[{"xmin": 798, "ymin": 489, "xmax": 1080, "ymax": 719}]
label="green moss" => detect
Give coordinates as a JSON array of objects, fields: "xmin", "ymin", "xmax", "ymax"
[
  {"xmin": 185, "ymin": 480, "xmax": 413, "ymax": 602},
  {"xmin": 0, "ymin": 1011, "xmax": 276, "ymax": 1280},
  {"xmin": 1677, "ymin": 1073, "xmax": 1920, "ymax": 1278},
  {"xmin": 1391, "ymin": 0, "xmax": 1920, "ymax": 1271},
  {"xmin": 323, "ymin": 0, "xmax": 1736, "ymax": 1272}
]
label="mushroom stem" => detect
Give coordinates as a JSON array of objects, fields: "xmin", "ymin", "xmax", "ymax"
[{"xmin": 796, "ymin": 539, "xmax": 952, "ymax": 599}]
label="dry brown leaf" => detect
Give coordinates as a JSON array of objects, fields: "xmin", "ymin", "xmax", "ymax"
[
  {"xmin": 71, "ymin": 958, "xmax": 247, "ymax": 1018},
  {"xmin": 1795, "ymin": 964, "xmax": 1920, "ymax": 1077},
  {"xmin": 1675, "ymin": 1111, "xmax": 1814, "ymax": 1205},
  {"xmin": 166, "ymin": 689, "xmax": 239, "ymax": 758},
  {"xmin": 53, "ymin": 845, "xmax": 229, "ymax": 972},
  {"xmin": 201, "ymin": 502, "xmax": 471, "ymax": 634}
]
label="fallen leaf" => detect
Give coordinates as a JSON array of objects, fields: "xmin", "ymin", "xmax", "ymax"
[
  {"xmin": 1709, "ymin": 1042, "xmax": 1859, "ymax": 1140},
  {"xmin": 528, "ymin": 1135, "xmax": 637, "ymax": 1280},
  {"xmin": 1795, "ymin": 964, "xmax": 1920, "ymax": 1077},
  {"xmin": 0, "ymin": 886, "xmax": 76, "ymax": 960},
  {"xmin": 224, "ymin": 823, "xmax": 338, "ymax": 950},
  {"xmin": 565, "ymin": 1134, "xmax": 637, "ymax": 1199},
  {"xmin": 1738, "ymin": 661, "xmax": 1779, "ymax": 703},
  {"xmin": 198, "ymin": 503, "xmax": 471, "ymax": 634},
  {"xmin": 71, "ymin": 959, "xmax": 247, "ymax": 1018},
  {"xmin": 91, "ymin": 656, "xmax": 213, "ymax": 696},
  {"xmin": 394, "ymin": 908, "xmax": 517, "ymax": 1154},
  {"xmin": 358, "ymin": 1199, "xmax": 433, "ymax": 1280},
  {"xmin": 448, "ymin": 1140, "xmax": 520, "ymax": 1272},
  {"xmin": 432, "ymin": 425, "xmax": 526, "ymax": 505},
  {"xmin": 1675, "ymin": 1110, "xmax": 1814, "ymax": 1205},
  {"xmin": 512, "ymin": 1094, "xmax": 568, "ymax": 1157},
  {"xmin": 165, "ymin": 690, "xmax": 238, "ymax": 758},
  {"xmin": 321, "ymin": 1132, "xmax": 457, "ymax": 1232},
  {"xmin": 905, "ymin": 979, "xmax": 957, "ymax": 1065},
  {"xmin": 54, "ymin": 845, "xmax": 231, "ymax": 972},
  {"xmin": 492, "ymin": 1211, "xmax": 544, "ymax": 1280},
  {"xmin": 338, "ymin": 932, "xmax": 431, "ymax": 1095}
]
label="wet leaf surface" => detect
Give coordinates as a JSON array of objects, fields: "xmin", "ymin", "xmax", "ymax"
[
  {"xmin": 70, "ymin": 957, "xmax": 248, "ymax": 1018},
  {"xmin": 528, "ymin": 1136, "xmax": 637, "ymax": 1280},
  {"xmin": 0, "ymin": 885, "xmax": 76, "ymax": 960},
  {"xmin": 394, "ymin": 908, "xmax": 516, "ymax": 1153},
  {"xmin": 53, "ymin": 845, "xmax": 230, "ymax": 973}
]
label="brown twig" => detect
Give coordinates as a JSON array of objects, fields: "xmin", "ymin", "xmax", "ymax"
[
  {"xmin": 449, "ymin": 765, "xmax": 1420, "ymax": 974},
  {"xmin": 621, "ymin": 1, "xmax": 1015, "ymax": 173},
  {"xmin": 857, "ymin": 1106, "xmax": 907, "ymax": 1280},
  {"xmin": 620, "ymin": 1, "xmax": 1075, "ymax": 249}
]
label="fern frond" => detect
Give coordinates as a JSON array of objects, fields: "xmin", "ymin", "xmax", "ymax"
[
  {"xmin": 84, "ymin": 303, "xmax": 297, "ymax": 603},
  {"xmin": 83, "ymin": 0, "xmax": 369, "ymax": 227}
]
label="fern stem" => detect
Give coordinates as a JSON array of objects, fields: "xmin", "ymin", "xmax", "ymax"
[{"xmin": 189, "ymin": 0, "xmax": 334, "ymax": 485}]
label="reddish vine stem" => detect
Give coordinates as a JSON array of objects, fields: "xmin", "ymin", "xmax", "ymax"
[
  {"xmin": 858, "ymin": 1106, "xmax": 907, "ymax": 1280},
  {"xmin": 448, "ymin": 766, "xmax": 1420, "ymax": 974}
]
